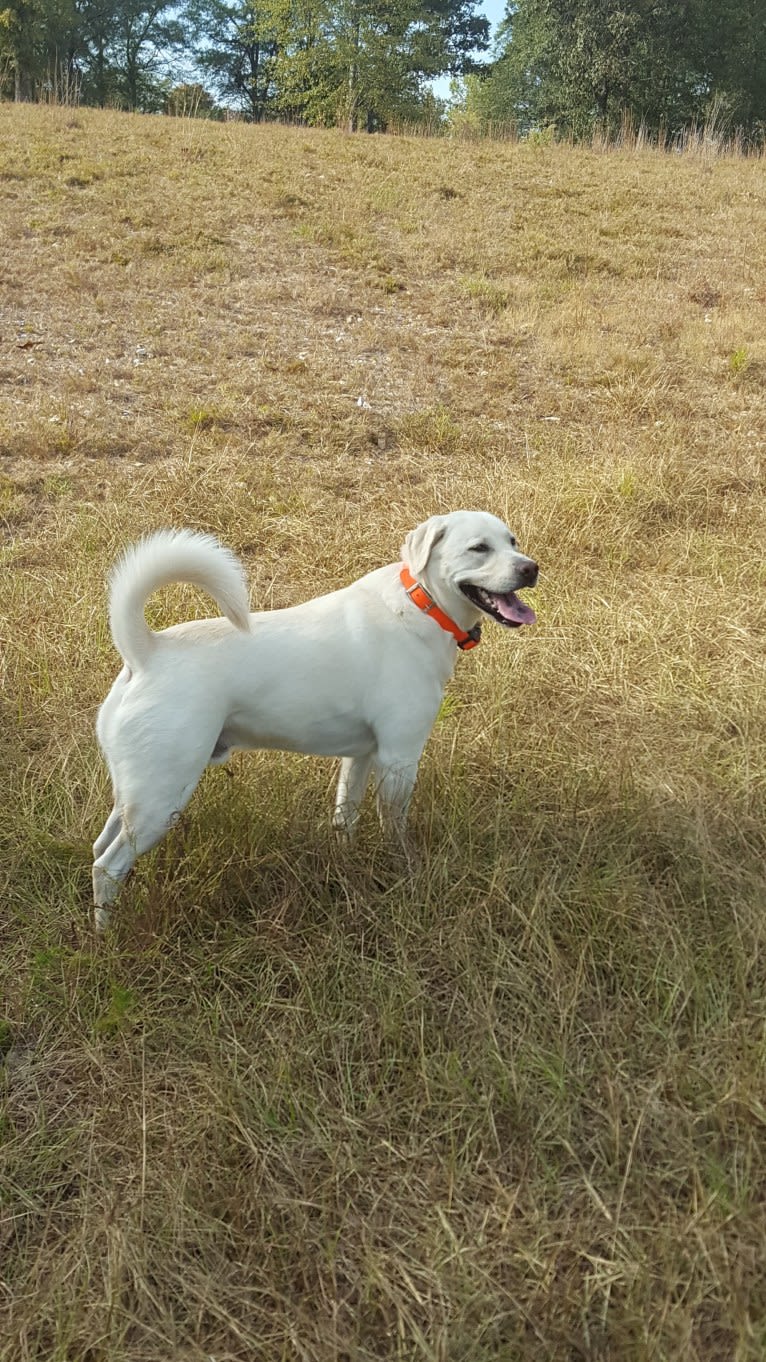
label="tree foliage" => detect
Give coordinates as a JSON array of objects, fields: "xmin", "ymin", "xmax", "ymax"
[
  {"xmin": 186, "ymin": 0, "xmax": 282, "ymax": 121},
  {"xmin": 188, "ymin": 0, "xmax": 489, "ymax": 127},
  {"xmin": 0, "ymin": 0, "xmax": 184, "ymax": 106},
  {"xmin": 461, "ymin": 0, "xmax": 766, "ymax": 139},
  {"xmin": 3, "ymin": 0, "xmax": 761, "ymax": 135},
  {"xmin": 0, "ymin": 0, "xmax": 487, "ymax": 120},
  {"xmin": 0, "ymin": 0, "xmax": 78, "ymax": 100}
]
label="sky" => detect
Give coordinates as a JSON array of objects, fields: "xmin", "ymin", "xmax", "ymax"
[{"xmin": 479, "ymin": 0, "xmax": 507, "ymax": 34}]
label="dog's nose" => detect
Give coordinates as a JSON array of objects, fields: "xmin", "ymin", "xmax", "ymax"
[{"xmin": 519, "ymin": 559, "xmax": 538, "ymax": 587}]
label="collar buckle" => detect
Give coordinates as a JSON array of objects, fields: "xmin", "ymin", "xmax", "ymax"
[{"xmin": 459, "ymin": 625, "xmax": 482, "ymax": 651}]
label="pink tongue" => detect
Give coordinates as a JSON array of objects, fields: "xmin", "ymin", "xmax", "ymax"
[{"xmin": 494, "ymin": 592, "xmax": 536, "ymax": 625}]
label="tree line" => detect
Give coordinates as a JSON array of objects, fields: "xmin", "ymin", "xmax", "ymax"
[
  {"xmin": 1, "ymin": 0, "xmax": 764, "ymax": 138},
  {"xmin": 0, "ymin": 0, "xmax": 489, "ymax": 129},
  {"xmin": 462, "ymin": 1, "xmax": 766, "ymax": 141}
]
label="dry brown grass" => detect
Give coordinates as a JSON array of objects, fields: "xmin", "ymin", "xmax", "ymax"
[{"xmin": 2, "ymin": 103, "xmax": 766, "ymax": 1361}]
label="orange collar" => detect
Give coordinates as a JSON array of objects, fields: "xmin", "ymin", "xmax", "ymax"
[{"xmin": 400, "ymin": 565, "xmax": 481, "ymax": 651}]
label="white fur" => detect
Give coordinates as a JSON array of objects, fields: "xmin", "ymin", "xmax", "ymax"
[
  {"xmin": 109, "ymin": 529, "xmax": 250, "ymax": 671},
  {"xmin": 92, "ymin": 511, "xmax": 537, "ymax": 930}
]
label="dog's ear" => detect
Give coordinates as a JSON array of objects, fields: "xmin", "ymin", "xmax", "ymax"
[{"xmin": 402, "ymin": 516, "xmax": 447, "ymax": 576}]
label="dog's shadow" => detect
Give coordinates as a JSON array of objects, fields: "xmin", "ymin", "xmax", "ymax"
[
  {"xmin": 106, "ymin": 762, "xmax": 419, "ymax": 948},
  {"xmin": 84, "ymin": 749, "xmax": 754, "ymax": 974}
]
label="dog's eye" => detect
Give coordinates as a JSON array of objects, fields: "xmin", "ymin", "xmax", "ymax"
[
  {"xmin": 470, "ymin": 542, "xmax": 490, "ymax": 554},
  {"xmin": 509, "ymin": 536, "xmax": 517, "ymax": 548}
]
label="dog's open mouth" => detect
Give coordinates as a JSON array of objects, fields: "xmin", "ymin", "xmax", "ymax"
[{"xmin": 461, "ymin": 584, "xmax": 536, "ymax": 628}]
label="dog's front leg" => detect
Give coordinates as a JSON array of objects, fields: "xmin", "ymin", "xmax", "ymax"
[
  {"xmin": 333, "ymin": 754, "xmax": 374, "ymax": 837},
  {"xmin": 373, "ymin": 754, "xmax": 421, "ymax": 845},
  {"xmin": 373, "ymin": 756, "xmax": 423, "ymax": 874}
]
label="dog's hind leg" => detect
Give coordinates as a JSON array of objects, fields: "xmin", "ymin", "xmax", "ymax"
[
  {"xmin": 93, "ymin": 805, "xmax": 123, "ymax": 859},
  {"xmin": 91, "ymin": 753, "xmax": 210, "ymax": 932},
  {"xmin": 93, "ymin": 826, "xmax": 140, "ymax": 932},
  {"xmin": 333, "ymin": 754, "xmax": 374, "ymax": 837}
]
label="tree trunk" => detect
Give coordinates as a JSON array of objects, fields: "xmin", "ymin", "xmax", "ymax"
[{"xmin": 346, "ymin": 13, "xmax": 360, "ymax": 131}]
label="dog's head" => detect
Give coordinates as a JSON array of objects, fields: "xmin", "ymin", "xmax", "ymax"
[{"xmin": 402, "ymin": 511, "xmax": 538, "ymax": 629}]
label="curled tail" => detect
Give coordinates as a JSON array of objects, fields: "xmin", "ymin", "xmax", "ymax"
[{"xmin": 108, "ymin": 529, "xmax": 251, "ymax": 671}]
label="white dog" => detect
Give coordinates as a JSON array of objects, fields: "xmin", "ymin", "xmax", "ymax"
[{"xmin": 92, "ymin": 511, "xmax": 537, "ymax": 929}]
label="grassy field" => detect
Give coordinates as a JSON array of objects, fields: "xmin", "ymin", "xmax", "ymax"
[{"xmin": 1, "ymin": 103, "xmax": 766, "ymax": 1360}]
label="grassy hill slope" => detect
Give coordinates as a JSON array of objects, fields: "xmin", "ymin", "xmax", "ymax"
[{"xmin": 1, "ymin": 105, "xmax": 766, "ymax": 1360}]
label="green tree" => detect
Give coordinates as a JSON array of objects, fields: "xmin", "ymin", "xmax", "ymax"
[
  {"xmin": 462, "ymin": 0, "xmax": 766, "ymax": 139},
  {"xmin": 189, "ymin": 0, "xmax": 488, "ymax": 127},
  {"xmin": 165, "ymin": 79, "xmax": 218, "ymax": 114},
  {"xmin": 110, "ymin": 0, "xmax": 186, "ymax": 109},
  {"xmin": 0, "ymin": 0, "xmax": 188, "ymax": 107},
  {"xmin": 316, "ymin": 0, "xmax": 489, "ymax": 130},
  {"xmin": 76, "ymin": 0, "xmax": 122, "ymax": 104},
  {"xmin": 0, "ymin": 0, "xmax": 80, "ymax": 100},
  {"xmin": 699, "ymin": 0, "xmax": 766, "ymax": 131},
  {"xmin": 187, "ymin": 0, "xmax": 285, "ymax": 120}
]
